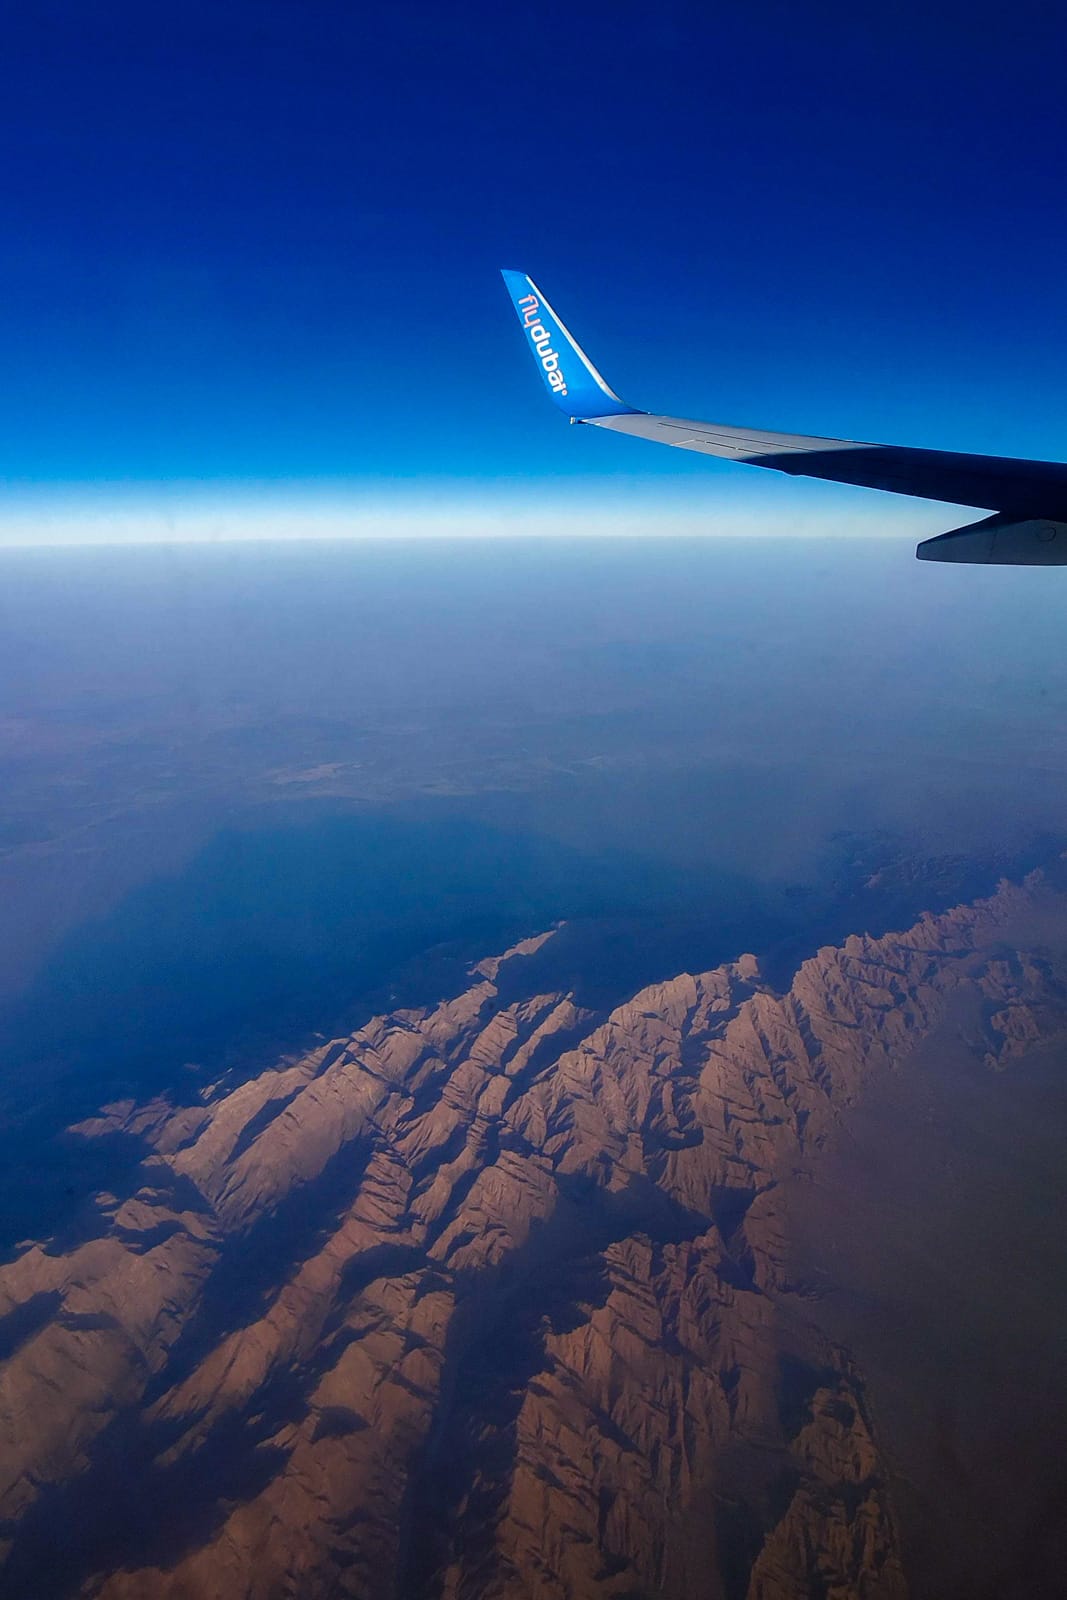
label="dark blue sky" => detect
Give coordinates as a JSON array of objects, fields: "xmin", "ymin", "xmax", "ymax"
[{"xmin": 2, "ymin": 0, "xmax": 1066, "ymax": 536}]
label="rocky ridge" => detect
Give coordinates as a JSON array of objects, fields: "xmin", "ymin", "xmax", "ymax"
[{"xmin": 1, "ymin": 876, "xmax": 1066, "ymax": 1598}]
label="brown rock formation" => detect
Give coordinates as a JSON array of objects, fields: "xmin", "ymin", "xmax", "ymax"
[{"xmin": 1, "ymin": 876, "xmax": 1066, "ymax": 1598}]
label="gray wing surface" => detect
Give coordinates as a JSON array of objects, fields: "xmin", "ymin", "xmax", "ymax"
[{"xmin": 588, "ymin": 413, "xmax": 1067, "ymax": 521}]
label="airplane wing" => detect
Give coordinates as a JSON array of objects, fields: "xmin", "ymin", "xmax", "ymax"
[{"xmin": 501, "ymin": 268, "xmax": 1067, "ymax": 565}]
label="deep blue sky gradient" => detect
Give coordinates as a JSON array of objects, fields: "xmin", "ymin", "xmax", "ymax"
[{"xmin": 2, "ymin": 0, "xmax": 1066, "ymax": 526}]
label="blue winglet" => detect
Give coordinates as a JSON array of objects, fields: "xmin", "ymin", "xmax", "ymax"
[{"xmin": 501, "ymin": 269, "xmax": 638, "ymax": 420}]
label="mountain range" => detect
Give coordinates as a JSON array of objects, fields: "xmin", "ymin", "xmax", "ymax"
[{"xmin": 2, "ymin": 870, "xmax": 1067, "ymax": 1598}]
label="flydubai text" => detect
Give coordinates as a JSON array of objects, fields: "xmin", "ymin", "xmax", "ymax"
[{"xmin": 517, "ymin": 293, "xmax": 568, "ymax": 397}]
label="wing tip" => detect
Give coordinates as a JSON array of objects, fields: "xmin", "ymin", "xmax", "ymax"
[{"xmin": 500, "ymin": 269, "xmax": 637, "ymax": 420}]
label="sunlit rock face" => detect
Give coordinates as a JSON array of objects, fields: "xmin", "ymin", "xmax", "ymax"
[{"xmin": 1, "ymin": 877, "xmax": 1066, "ymax": 1599}]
